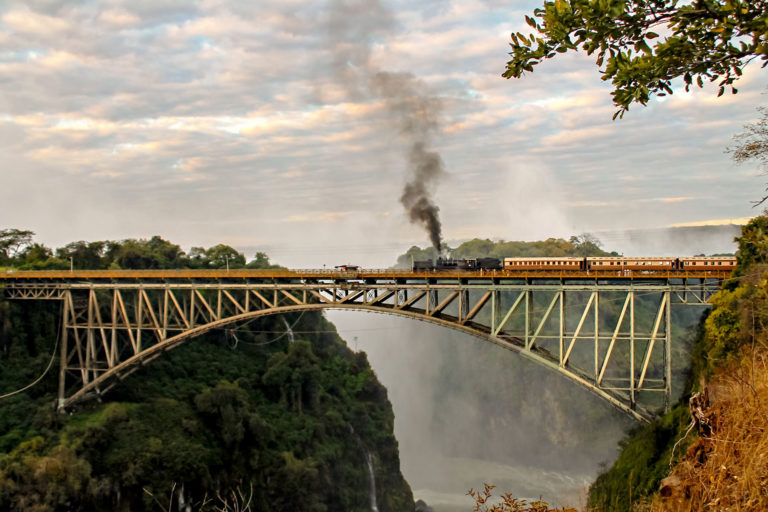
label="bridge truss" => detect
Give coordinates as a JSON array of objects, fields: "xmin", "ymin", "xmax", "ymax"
[{"xmin": 2, "ymin": 270, "xmax": 725, "ymax": 422}]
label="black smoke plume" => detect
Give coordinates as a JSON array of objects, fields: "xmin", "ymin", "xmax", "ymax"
[
  {"xmin": 401, "ymin": 143, "xmax": 443, "ymax": 251},
  {"xmin": 326, "ymin": 0, "xmax": 444, "ymax": 251}
]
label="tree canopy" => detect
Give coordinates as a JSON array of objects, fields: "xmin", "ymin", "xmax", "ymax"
[
  {"xmin": 0, "ymin": 230, "xmax": 281, "ymax": 271},
  {"xmin": 503, "ymin": 1, "xmax": 768, "ymax": 118}
]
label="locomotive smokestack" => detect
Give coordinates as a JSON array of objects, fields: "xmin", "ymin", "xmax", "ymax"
[{"xmin": 325, "ymin": 0, "xmax": 444, "ymax": 252}]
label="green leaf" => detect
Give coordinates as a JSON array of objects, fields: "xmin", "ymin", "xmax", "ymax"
[{"xmin": 635, "ymin": 40, "xmax": 652, "ymax": 54}]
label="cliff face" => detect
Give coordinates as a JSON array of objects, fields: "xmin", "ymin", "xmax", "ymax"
[
  {"xmin": 0, "ymin": 306, "xmax": 414, "ymax": 512},
  {"xmin": 588, "ymin": 215, "xmax": 768, "ymax": 511}
]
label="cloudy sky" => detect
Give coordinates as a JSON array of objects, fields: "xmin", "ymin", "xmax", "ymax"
[{"xmin": 1, "ymin": 0, "xmax": 764, "ymax": 267}]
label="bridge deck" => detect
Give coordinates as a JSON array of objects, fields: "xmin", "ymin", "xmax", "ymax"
[{"xmin": 0, "ymin": 268, "xmax": 732, "ymax": 283}]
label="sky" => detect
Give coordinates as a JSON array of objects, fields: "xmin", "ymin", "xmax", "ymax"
[{"xmin": 0, "ymin": 0, "xmax": 765, "ymax": 268}]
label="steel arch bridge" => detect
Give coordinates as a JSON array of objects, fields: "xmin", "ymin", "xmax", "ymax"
[{"xmin": 1, "ymin": 268, "xmax": 729, "ymax": 422}]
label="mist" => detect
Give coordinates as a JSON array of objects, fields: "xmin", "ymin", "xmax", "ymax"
[
  {"xmin": 326, "ymin": 310, "xmax": 635, "ymax": 510},
  {"xmin": 597, "ymin": 224, "xmax": 742, "ymax": 256}
]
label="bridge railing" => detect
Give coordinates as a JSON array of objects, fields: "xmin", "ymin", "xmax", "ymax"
[{"xmin": 0, "ymin": 268, "xmax": 733, "ymax": 281}]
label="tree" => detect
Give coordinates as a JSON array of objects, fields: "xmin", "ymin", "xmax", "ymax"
[
  {"xmin": 246, "ymin": 251, "xmax": 275, "ymax": 269},
  {"xmin": 19, "ymin": 243, "xmax": 56, "ymax": 269},
  {"xmin": 55, "ymin": 241, "xmax": 106, "ymax": 269},
  {"xmin": 104, "ymin": 237, "xmax": 187, "ymax": 269},
  {"xmin": 204, "ymin": 244, "xmax": 246, "ymax": 269},
  {"xmin": 0, "ymin": 229, "xmax": 34, "ymax": 264},
  {"xmin": 728, "ymin": 106, "xmax": 768, "ymax": 206},
  {"xmin": 503, "ymin": 1, "xmax": 768, "ymax": 118},
  {"xmin": 569, "ymin": 232, "xmax": 603, "ymax": 257}
]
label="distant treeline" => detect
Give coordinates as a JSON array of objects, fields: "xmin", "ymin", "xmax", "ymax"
[
  {"xmin": 0, "ymin": 229, "xmax": 277, "ymax": 270},
  {"xmin": 396, "ymin": 235, "xmax": 618, "ymax": 268}
]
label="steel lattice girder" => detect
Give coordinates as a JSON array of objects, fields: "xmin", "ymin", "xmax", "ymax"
[{"xmin": 3, "ymin": 279, "xmax": 718, "ymax": 421}]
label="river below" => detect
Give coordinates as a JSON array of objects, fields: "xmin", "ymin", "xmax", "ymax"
[{"xmin": 408, "ymin": 455, "xmax": 590, "ymax": 510}]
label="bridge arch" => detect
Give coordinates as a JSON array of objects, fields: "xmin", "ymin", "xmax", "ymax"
[{"xmin": 63, "ymin": 302, "xmax": 651, "ymax": 422}]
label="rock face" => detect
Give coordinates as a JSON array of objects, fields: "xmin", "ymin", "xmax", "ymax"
[{"xmin": 0, "ymin": 306, "xmax": 415, "ymax": 512}]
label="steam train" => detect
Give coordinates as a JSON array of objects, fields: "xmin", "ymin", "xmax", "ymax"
[{"xmin": 412, "ymin": 256, "xmax": 736, "ymax": 272}]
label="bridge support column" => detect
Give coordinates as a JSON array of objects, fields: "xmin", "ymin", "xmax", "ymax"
[
  {"xmin": 559, "ymin": 291, "xmax": 565, "ymax": 366},
  {"xmin": 630, "ymin": 290, "xmax": 636, "ymax": 410},
  {"xmin": 664, "ymin": 291, "xmax": 672, "ymax": 413},
  {"xmin": 594, "ymin": 291, "xmax": 600, "ymax": 380},
  {"xmin": 459, "ymin": 290, "xmax": 469, "ymax": 322},
  {"xmin": 525, "ymin": 290, "xmax": 532, "ymax": 349},
  {"xmin": 491, "ymin": 290, "xmax": 499, "ymax": 333},
  {"xmin": 428, "ymin": 290, "xmax": 438, "ymax": 315},
  {"xmin": 57, "ymin": 292, "xmax": 70, "ymax": 412}
]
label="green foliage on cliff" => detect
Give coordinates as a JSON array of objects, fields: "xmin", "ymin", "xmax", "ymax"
[
  {"xmin": 0, "ymin": 235, "xmax": 413, "ymax": 512},
  {"xmin": 588, "ymin": 215, "xmax": 768, "ymax": 511}
]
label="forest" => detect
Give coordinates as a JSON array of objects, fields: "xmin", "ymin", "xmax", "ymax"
[{"xmin": 0, "ymin": 233, "xmax": 414, "ymax": 512}]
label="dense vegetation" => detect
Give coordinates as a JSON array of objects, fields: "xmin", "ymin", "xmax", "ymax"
[
  {"xmin": 0, "ymin": 229, "xmax": 277, "ymax": 271},
  {"xmin": 587, "ymin": 214, "xmax": 768, "ymax": 511},
  {"xmin": 0, "ymin": 233, "xmax": 414, "ymax": 511}
]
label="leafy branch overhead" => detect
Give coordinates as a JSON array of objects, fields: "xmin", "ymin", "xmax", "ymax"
[{"xmin": 503, "ymin": 1, "xmax": 768, "ymax": 118}]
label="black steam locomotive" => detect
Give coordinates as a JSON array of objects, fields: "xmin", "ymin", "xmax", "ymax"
[{"xmin": 412, "ymin": 257, "xmax": 502, "ymax": 271}]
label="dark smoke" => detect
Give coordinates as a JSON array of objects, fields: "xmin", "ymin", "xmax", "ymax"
[
  {"xmin": 326, "ymin": 0, "xmax": 445, "ymax": 251},
  {"xmin": 401, "ymin": 143, "xmax": 443, "ymax": 250}
]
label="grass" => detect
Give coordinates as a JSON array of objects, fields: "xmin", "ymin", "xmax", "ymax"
[{"xmin": 647, "ymin": 347, "xmax": 768, "ymax": 511}]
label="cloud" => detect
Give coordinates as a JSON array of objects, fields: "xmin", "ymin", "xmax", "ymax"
[
  {"xmin": 0, "ymin": 0, "xmax": 761, "ymax": 266},
  {"xmin": 2, "ymin": 8, "xmax": 69, "ymax": 33},
  {"xmin": 657, "ymin": 196, "xmax": 695, "ymax": 203},
  {"xmin": 282, "ymin": 211, "xmax": 352, "ymax": 223},
  {"xmin": 98, "ymin": 9, "xmax": 141, "ymax": 27}
]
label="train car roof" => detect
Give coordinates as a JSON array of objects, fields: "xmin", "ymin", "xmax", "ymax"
[
  {"xmin": 587, "ymin": 256, "xmax": 676, "ymax": 260},
  {"xmin": 679, "ymin": 256, "xmax": 736, "ymax": 260},
  {"xmin": 503, "ymin": 256, "xmax": 583, "ymax": 260}
]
